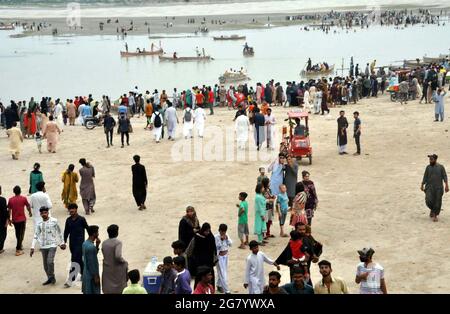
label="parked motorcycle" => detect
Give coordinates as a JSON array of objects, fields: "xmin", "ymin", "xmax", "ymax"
[{"xmin": 85, "ymin": 116, "xmax": 102, "ymax": 130}]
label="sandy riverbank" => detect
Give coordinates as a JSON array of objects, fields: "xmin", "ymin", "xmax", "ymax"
[
  {"xmin": 1, "ymin": 3, "xmax": 449, "ymax": 38},
  {"xmin": 1, "ymin": 91, "xmax": 450, "ymax": 293}
]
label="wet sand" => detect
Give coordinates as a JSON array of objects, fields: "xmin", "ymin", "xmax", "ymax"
[{"xmin": 1, "ymin": 91, "xmax": 450, "ymax": 293}]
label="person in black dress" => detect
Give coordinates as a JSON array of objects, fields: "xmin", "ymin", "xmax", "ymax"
[
  {"xmin": 178, "ymin": 206, "xmax": 200, "ymax": 249},
  {"xmin": 131, "ymin": 155, "xmax": 147, "ymax": 210},
  {"xmin": 186, "ymin": 222, "xmax": 217, "ymax": 289},
  {"xmin": 0, "ymin": 186, "xmax": 8, "ymax": 253}
]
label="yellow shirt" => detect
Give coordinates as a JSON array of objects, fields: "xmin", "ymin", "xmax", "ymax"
[
  {"xmin": 122, "ymin": 283, "xmax": 148, "ymax": 294},
  {"xmin": 314, "ymin": 276, "xmax": 349, "ymax": 294}
]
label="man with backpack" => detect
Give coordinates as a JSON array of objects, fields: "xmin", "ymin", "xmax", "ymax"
[
  {"xmin": 182, "ymin": 105, "xmax": 194, "ymax": 139},
  {"xmin": 150, "ymin": 105, "xmax": 163, "ymax": 143}
]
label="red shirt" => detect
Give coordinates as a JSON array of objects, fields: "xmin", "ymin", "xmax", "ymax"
[
  {"xmin": 193, "ymin": 282, "xmax": 215, "ymax": 294},
  {"xmin": 7, "ymin": 195, "xmax": 29, "ymax": 223},
  {"xmin": 195, "ymin": 93, "xmax": 204, "ymax": 105},
  {"xmin": 289, "ymin": 239, "xmax": 305, "ymax": 259},
  {"xmin": 208, "ymin": 91, "xmax": 214, "ymax": 103}
]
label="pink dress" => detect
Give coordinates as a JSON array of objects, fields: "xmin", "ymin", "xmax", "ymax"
[{"xmin": 43, "ymin": 121, "xmax": 61, "ymax": 152}]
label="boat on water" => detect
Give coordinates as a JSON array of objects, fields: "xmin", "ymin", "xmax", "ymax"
[
  {"xmin": 159, "ymin": 55, "xmax": 213, "ymax": 62},
  {"xmin": 219, "ymin": 72, "xmax": 250, "ymax": 84},
  {"xmin": 120, "ymin": 48, "xmax": 164, "ymax": 57},
  {"xmin": 0, "ymin": 24, "xmax": 15, "ymax": 30},
  {"xmin": 300, "ymin": 65, "xmax": 335, "ymax": 78},
  {"xmin": 213, "ymin": 34, "xmax": 246, "ymax": 41},
  {"xmin": 423, "ymin": 55, "xmax": 449, "ymax": 63},
  {"xmin": 402, "ymin": 59, "xmax": 428, "ymax": 68}
]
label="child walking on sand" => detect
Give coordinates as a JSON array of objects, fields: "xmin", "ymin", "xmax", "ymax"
[
  {"xmin": 35, "ymin": 132, "xmax": 42, "ymax": 153},
  {"xmin": 215, "ymin": 224, "xmax": 232, "ymax": 294},
  {"xmin": 276, "ymin": 184, "xmax": 289, "ymax": 237},
  {"xmin": 237, "ymin": 192, "xmax": 249, "ymax": 249},
  {"xmin": 257, "ymin": 167, "xmax": 268, "ymax": 185}
]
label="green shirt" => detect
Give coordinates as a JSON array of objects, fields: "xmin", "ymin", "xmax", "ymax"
[
  {"xmin": 122, "ymin": 283, "xmax": 148, "ymax": 294},
  {"xmin": 238, "ymin": 200, "xmax": 248, "ymax": 224}
]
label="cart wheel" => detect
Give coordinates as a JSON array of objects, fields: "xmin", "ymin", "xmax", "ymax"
[
  {"xmin": 308, "ymin": 155, "xmax": 312, "ymax": 165},
  {"xmin": 390, "ymin": 93, "xmax": 396, "ymax": 102}
]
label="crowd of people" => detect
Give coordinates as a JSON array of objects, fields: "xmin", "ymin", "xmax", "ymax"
[
  {"xmin": 1, "ymin": 55, "xmax": 449, "ymax": 294},
  {"xmin": 1, "ymin": 58, "xmax": 448, "ymax": 157},
  {"xmin": 0, "ymin": 147, "xmax": 392, "ymax": 294},
  {"xmin": 288, "ymin": 8, "xmax": 446, "ymax": 31}
]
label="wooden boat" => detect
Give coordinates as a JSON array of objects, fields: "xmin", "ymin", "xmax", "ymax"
[
  {"xmin": 159, "ymin": 55, "xmax": 213, "ymax": 62},
  {"xmin": 402, "ymin": 59, "xmax": 428, "ymax": 68},
  {"xmin": 300, "ymin": 65, "xmax": 335, "ymax": 78},
  {"xmin": 213, "ymin": 35, "xmax": 246, "ymax": 41},
  {"xmin": 120, "ymin": 48, "xmax": 163, "ymax": 57},
  {"xmin": 0, "ymin": 24, "xmax": 15, "ymax": 30},
  {"xmin": 219, "ymin": 72, "xmax": 250, "ymax": 83},
  {"xmin": 423, "ymin": 55, "xmax": 449, "ymax": 63}
]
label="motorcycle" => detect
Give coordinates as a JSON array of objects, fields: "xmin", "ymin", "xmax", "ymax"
[{"xmin": 85, "ymin": 116, "xmax": 102, "ymax": 130}]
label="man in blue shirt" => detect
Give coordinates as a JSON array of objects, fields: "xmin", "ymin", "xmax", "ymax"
[{"xmin": 282, "ymin": 267, "xmax": 314, "ymax": 294}]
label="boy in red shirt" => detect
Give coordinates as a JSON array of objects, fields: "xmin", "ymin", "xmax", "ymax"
[
  {"xmin": 7, "ymin": 185, "xmax": 31, "ymax": 256},
  {"xmin": 193, "ymin": 266, "xmax": 215, "ymax": 294}
]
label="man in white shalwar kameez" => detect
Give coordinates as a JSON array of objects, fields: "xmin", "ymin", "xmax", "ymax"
[
  {"xmin": 30, "ymin": 182, "xmax": 53, "ymax": 230},
  {"xmin": 54, "ymin": 101, "xmax": 64, "ymax": 131},
  {"xmin": 235, "ymin": 113, "xmax": 250, "ymax": 150},
  {"xmin": 194, "ymin": 105, "xmax": 206, "ymax": 138},
  {"xmin": 182, "ymin": 106, "xmax": 194, "ymax": 139},
  {"xmin": 150, "ymin": 110, "xmax": 163, "ymax": 143},
  {"xmin": 215, "ymin": 225, "xmax": 232, "ymax": 294},
  {"xmin": 244, "ymin": 241, "xmax": 279, "ymax": 294},
  {"xmin": 303, "ymin": 87, "xmax": 311, "ymax": 113},
  {"xmin": 165, "ymin": 102, "xmax": 178, "ymax": 141},
  {"xmin": 264, "ymin": 108, "xmax": 276, "ymax": 150},
  {"xmin": 314, "ymin": 89, "xmax": 322, "ymax": 114},
  {"xmin": 309, "ymin": 85, "xmax": 317, "ymax": 110}
]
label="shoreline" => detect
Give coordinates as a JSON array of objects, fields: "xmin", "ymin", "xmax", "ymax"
[{"xmin": 1, "ymin": 4, "xmax": 449, "ymax": 38}]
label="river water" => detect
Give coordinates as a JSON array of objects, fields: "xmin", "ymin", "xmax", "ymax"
[{"xmin": 1, "ymin": 22, "xmax": 449, "ymax": 101}]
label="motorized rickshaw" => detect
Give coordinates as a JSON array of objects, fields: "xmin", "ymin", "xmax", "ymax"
[
  {"xmin": 386, "ymin": 69, "xmax": 410, "ymax": 102},
  {"xmin": 282, "ymin": 111, "xmax": 312, "ymax": 164}
]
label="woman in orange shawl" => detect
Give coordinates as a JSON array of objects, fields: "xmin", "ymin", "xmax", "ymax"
[{"xmin": 23, "ymin": 109, "xmax": 37, "ymax": 138}]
